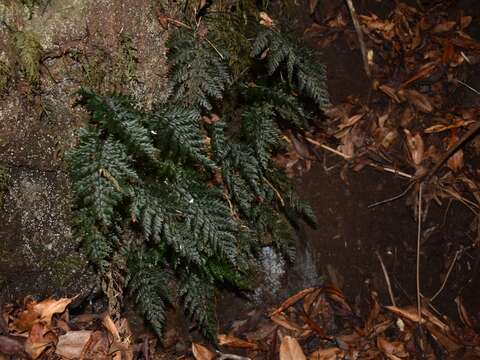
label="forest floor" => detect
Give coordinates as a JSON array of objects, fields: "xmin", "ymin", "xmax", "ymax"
[{"xmin": 1, "ymin": 0, "xmax": 480, "ymax": 359}]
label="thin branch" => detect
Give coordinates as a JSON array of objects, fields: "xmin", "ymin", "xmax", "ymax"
[
  {"xmin": 416, "ymin": 183, "xmax": 424, "ymax": 347},
  {"xmin": 345, "ymin": 0, "xmax": 371, "ymax": 78},
  {"xmin": 368, "ymin": 181, "xmax": 415, "ymax": 208},
  {"xmin": 431, "ymin": 249, "xmax": 461, "ymax": 301},
  {"xmin": 376, "ymin": 251, "xmax": 397, "ymax": 306}
]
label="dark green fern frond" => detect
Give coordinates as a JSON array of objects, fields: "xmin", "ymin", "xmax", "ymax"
[
  {"xmin": 150, "ymin": 106, "xmax": 214, "ymax": 168},
  {"xmin": 68, "ymin": 126, "xmax": 138, "ymax": 227},
  {"xmin": 241, "ymin": 83, "xmax": 313, "ymax": 129},
  {"xmin": 167, "ymin": 27, "xmax": 231, "ymax": 111},
  {"xmin": 251, "ymin": 27, "xmax": 330, "ymax": 108},
  {"xmin": 77, "ymin": 89, "xmax": 158, "ymax": 161},
  {"xmin": 179, "ymin": 273, "xmax": 216, "ymax": 339},
  {"xmin": 253, "ymin": 205, "xmax": 296, "ymax": 262},
  {"xmin": 127, "ymin": 250, "xmax": 172, "ymax": 337},
  {"xmin": 242, "ymin": 103, "xmax": 281, "ymax": 170}
]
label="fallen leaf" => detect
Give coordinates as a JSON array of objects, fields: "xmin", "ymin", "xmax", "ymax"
[
  {"xmin": 25, "ymin": 323, "xmax": 55, "ymax": 360},
  {"xmin": 0, "ymin": 335, "xmax": 25, "ymax": 356},
  {"xmin": 404, "ymin": 129, "xmax": 425, "ymax": 165},
  {"xmin": 460, "ymin": 16, "xmax": 472, "ymax": 29},
  {"xmin": 217, "ymin": 334, "xmax": 257, "ymax": 349},
  {"xmin": 102, "ymin": 314, "xmax": 120, "ymax": 342},
  {"xmin": 446, "ymin": 133, "xmax": 464, "ymax": 172},
  {"xmin": 385, "ymin": 306, "xmax": 424, "ymax": 324},
  {"xmin": 192, "ymin": 343, "xmax": 214, "ymax": 360},
  {"xmin": 377, "ymin": 336, "xmax": 408, "ymax": 359},
  {"xmin": 402, "ymin": 89, "xmax": 433, "ymax": 113},
  {"xmin": 270, "ymin": 288, "xmax": 315, "ymax": 317},
  {"xmin": 401, "ymin": 62, "xmax": 437, "ymax": 88},
  {"xmin": 308, "ymin": 347, "xmax": 344, "ymax": 360},
  {"xmin": 338, "ymin": 114, "xmax": 364, "ymax": 130},
  {"xmin": 279, "ymin": 336, "xmax": 306, "ymax": 360},
  {"xmin": 424, "ymin": 120, "xmax": 473, "ymax": 133},
  {"xmin": 55, "ymin": 330, "xmax": 92, "ymax": 359},
  {"xmin": 455, "ymin": 297, "xmax": 477, "ymax": 329},
  {"xmin": 432, "ymin": 20, "xmax": 456, "ymax": 33},
  {"xmin": 270, "ymin": 314, "xmax": 303, "ymax": 332},
  {"xmin": 308, "ymin": 0, "xmax": 318, "ymax": 14},
  {"xmin": 379, "ymin": 85, "xmax": 401, "ymax": 103},
  {"xmin": 259, "ymin": 12, "xmax": 274, "ymax": 28},
  {"xmin": 14, "ymin": 297, "xmax": 73, "ymax": 332}
]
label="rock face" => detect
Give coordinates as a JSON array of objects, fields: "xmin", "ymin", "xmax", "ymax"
[{"xmin": 0, "ymin": 0, "xmax": 170, "ymax": 300}]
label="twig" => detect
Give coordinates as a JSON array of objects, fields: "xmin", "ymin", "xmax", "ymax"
[
  {"xmin": 375, "ymin": 251, "xmax": 397, "ymax": 306},
  {"xmin": 416, "ymin": 183, "xmax": 424, "ymax": 347},
  {"xmin": 431, "ymin": 249, "xmax": 461, "ymax": 301},
  {"xmin": 424, "ymin": 121, "xmax": 480, "ymax": 183},
  {"xmin": 368, "ymin": 181, "xmax": 415, "ymax": 208},
  {"xmin": 263, "ymin": 176, "xmax": 285, "ymax": 207},
  {"xmin": 454, "ymin": 79, "xmax": 480, "ymax": 96},
  {"xmin": 345, "ymin": 0, "xmax": 371, "ymax": 78},
  {"xmin": 304, "ymin": 137, "xmax": 413, "ymax": 180},
  {"xmin": 205, "ymin": 38, "xmax": 225, "ymax": 60}
]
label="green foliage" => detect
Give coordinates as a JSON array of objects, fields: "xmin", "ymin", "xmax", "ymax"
[
  {"xmin": 69, "ymin": 4, "xmax": 328, "ymax": 341},
  {"xmin": 252, "ymin": 27, "xmax": 330, "ymax": 108},
  {"xmin": 0, "ymin": 60, "xmax": 12, "ymax": 92},
  {"xmin": 167, "ymin": 27, "xmax": 231, "ymax": 111},
  {"xmin": 13, "ymin": 30, "xmax": 42, "ymax": 84}
]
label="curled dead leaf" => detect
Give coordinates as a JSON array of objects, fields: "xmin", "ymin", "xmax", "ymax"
[
  {"xmin": 379, "ymin": 85, "xmax": 400, "ymax": 103},
  {"xmin": 270, "ymin": 288, "xmax": 315, "ymax": 317},
  {"xmin": 192, "ymin": 343, "xmax": 214, "ymax": 360},
  {"xmin": 55, "ymin": 330, "xmax": 92, "ymax": 359},
  {"xmin": 401, "ymin": 89, "xmax": 433, "ymax": 113},
  {"xmin": 218, "ymin": 334, "xmax": 257, "ymax": 349},
  {"xmin": 308, "ymin": 347, "xmax": 344, "ymax": 360},
  {"xmin": 259, "ymin": 12, "xmax": 274, "ymax": 28},
  {"xmin": 279, "ymin": 336, "xmax": 306, "ymax": 360},
  {"xmin": 432, "ymin": 20, "xmax": 456, "ymax": 33},
  {"xmin": 404, "ymin": 129, "xmax": 424, "ymax": 165},
  {"xmin": 14, "ymin": 297, "xmax": 74, "ymax": 332}
]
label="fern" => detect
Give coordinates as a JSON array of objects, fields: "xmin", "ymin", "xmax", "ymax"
[
  {"xmin": 69, "ymin": 3, "xmax": 328, "ymax": 340},
  {"xmin": 251, "ymin": 27, "xmax": 330, "ymax": 108},
  {"xmin": 127, "ymin": 250, "xmax": 171, "ymax": 337},
  {"xmin": 179, "ymin": 273, "xmax": 217, "ymax": 339},
  {"xmin": 167, "ymin": 27, "xmax": 231, "ymax": 111}
]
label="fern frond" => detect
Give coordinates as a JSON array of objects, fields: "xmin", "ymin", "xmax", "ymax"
[
  {"xmin": 67, "ymin": 126, "xmax": 137, "ymax": 227},
  {"xmin": 242, "ymin": 103, "xmax": 281, "ymax": 170},
  {"xmin": 167, "ymin": 28, "xmax": 231, "ymax": 111},
  {"xmin": 151, "ymin": 106, "xmax": 214, "ymax": 168},
  {"xmin": 77, "ymin": 89, "xmax": 158, "ymax": 161},
  {"xmin": 128, "ymin": 251, "xmax": 171, "ymax": 337},
  {"xmin": 179, "ymin": 273, "xmax": 216, "ymax": 339},
  {"xmin": 251, "ymin": 27, "xmax": 330, "ymax": 108}
]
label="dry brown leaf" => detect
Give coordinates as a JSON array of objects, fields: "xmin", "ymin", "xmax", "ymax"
[
  {"xmin": 270, "ymin": 314, "xmax": 303, "ymax": 332},
  {"xmin": 424, "ymin": 120, "xmax": 473, "ymax": 133},
  {"xmin": 446, "ymin": 133, "xmax": 464, "ymax": 172},
  {"xmin": 55, "ymin": 330, "xmax": 92, "ymax": 359},
  {"xmin": 0, "ymin": 335, "xmax": 25, "ymax": 356},
  {"xmin": 338, "ymin": 114, "xmax": 364, "ymax": 130},
  {"xmin": 270, "ymin": 288, "xmax": 315, "ymax": 317},
  {"xmin": 401, "ymin": 62, "xmax": 437, "ymax": 87},
  {"xmin": 379, "ymin": 85, "xmax": 400, "ymax": 103},
  {"xmin": 259, "ymin": 12, "xmax": 273, "ymax": 28},
  {"xmin": 377, "ymin": 336, "xmax": 408, "ymax": 359},
  {"xmin": 102, "ymin": 314, "xmax": 120, "ymax": 342},
  {"xmin": 14, "ymin": 297, "xmax": 73, "ymax": 332},
  {"xmin": 303, "ymin": 289, "xmax": 321, "ymax": 314},
  {"xmin": 308, "ymin": 0, "xmax": 318, "ymax": 14},
  {"xmin": 192, "ymin": 343, "xmax": 214, "ymax": 360},
  {"xmin": 279, "ymin": 336, "xmax": 306, "ymax": 360},
  {"xmin": 385, "ymin": 306, "xmax": 424, "ymax": 324},
  {"xmin": 404, "ymin": 129, "xmax": 424, "ymax": 165},
  {"xmin": 402, "ymin": 89, "xmax": 433, "ymax": 113},
  {"xmin": 217, "ymin": 334, "xmax": 257, "ymax": 349},
  {"xmin": 308, "ymin": 347, "xmax": 344, "ymax": 360},
  {"xmin": 432, "ymin": 20, "xmax": 456, "ymax": 33},
  {"xmin": 460, "ymin": 16, "xmax": 472, "ymax": 29},
  {"xmin": 25, "ymin": 323, "xmax": 55, "ymax": 360}
]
